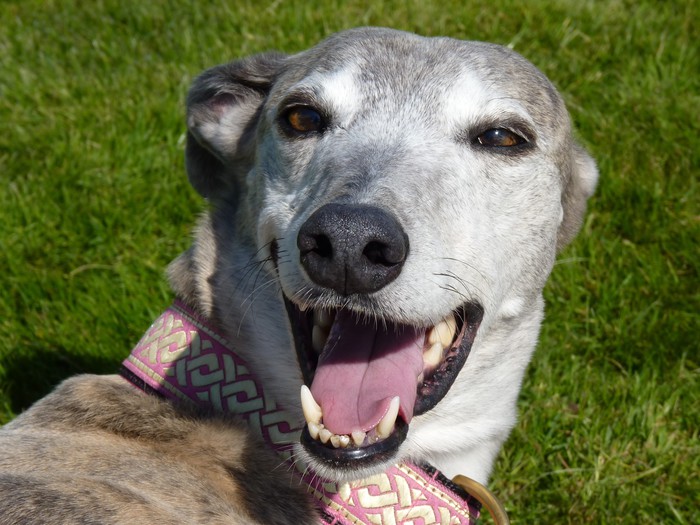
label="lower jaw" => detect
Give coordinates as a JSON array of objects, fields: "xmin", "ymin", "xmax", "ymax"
[{"xmin": 300, "ymin": 419, "xmax": 408, "ymax": 471}]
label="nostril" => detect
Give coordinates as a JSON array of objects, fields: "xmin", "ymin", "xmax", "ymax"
[
  {"xmin": 298, "ymin": 233, "xmax": 333, "ymax": 259},
  {"xmin": 363, "ymin": 241, "xmax": 401, "ymax": 267},
  {"xmin": 313, "ymin": 235, "xmax": 333, "ymax": 259}
]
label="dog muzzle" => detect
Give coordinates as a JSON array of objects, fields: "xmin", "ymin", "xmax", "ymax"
[{"xmin": 121, "ymin": 301, "xmax": 509, "ymax": 525}]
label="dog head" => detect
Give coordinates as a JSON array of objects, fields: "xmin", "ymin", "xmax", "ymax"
[{"xmin": 176, "ymin": 27, "xmax": 597, "ymax": 482}]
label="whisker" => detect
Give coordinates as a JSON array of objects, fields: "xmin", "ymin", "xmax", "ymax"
[
  {"xmin": 439, "ymin": 257, "xmax": 492, "ymax": 292},
  {"xmin": 236, "ymin": 278, "xmax": 283, "ymax": 335},
  {"xmin": 433, "ymin": 270, "xmax": 486, "ymax": 301}
]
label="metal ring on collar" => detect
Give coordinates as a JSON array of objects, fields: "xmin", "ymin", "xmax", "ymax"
[{"xmin": 452, "ymin": 475, "xmax": 510, "ymax": 525}]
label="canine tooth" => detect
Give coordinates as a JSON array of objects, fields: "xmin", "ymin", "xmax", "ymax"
[
  {"xmin": 308, "ymin": 421, "xmax": 321, "ymax": 440},
  {"xmin": 319, "ymin": 428, "xmax": 332, "ymax": 444},
  {"xmin": 376, "ymin": 396, "xmax": 400, "ymax": 439},
  {"xmin": 300, "ymin": 385, "xmax": 322, "ymax": 424},
  {"xmin": 314, "ymin": 309, "xmax": 334, "ymax": 329},
  {"xmin": 423, "ymin": 342, "xmax": 444, "ymax": 369},
  {"xmin": 312, "ymin": 325, "xmax": 329, "ymax": 353},
  {"xmin": 351, "ymin": 430, "xmax": 366, "ymax": 447},
  {"xmin": 428, "ymin": 314, "xmax": 458, "ymax": 348}
]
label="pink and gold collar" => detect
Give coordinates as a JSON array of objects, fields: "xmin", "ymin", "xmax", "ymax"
[{"xmin": 122, "ymin": 301, "xmax": 486, "ymax": 524}]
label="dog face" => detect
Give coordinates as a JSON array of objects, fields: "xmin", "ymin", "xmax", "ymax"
[{"xmin": 179, "ymin": 27, "xmax": 597, "ymax": 482}]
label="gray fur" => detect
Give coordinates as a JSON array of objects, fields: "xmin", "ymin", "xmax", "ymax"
[{"xmin": 0, "ymin": 27, "xmax": 596, "ymax": 522}]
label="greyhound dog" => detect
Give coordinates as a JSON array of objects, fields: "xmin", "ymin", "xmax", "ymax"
[{"xmin": 0, "ymin": 27, "xmax": 597, "ymax": 524}]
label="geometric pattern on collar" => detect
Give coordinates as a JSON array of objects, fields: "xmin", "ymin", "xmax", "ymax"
[{"xmin": 122, "ymin": 301, "xmax": 481, "ymax": 524}]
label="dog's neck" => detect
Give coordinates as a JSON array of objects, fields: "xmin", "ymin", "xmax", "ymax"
[{"xmin": 121, "ymin": 300, "xmax": 481, "ymax": 524}]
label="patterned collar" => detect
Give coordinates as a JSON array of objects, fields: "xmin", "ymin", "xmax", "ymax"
[{"xmin": 121, "ymin": 300, "xmax": 484, "ymax": 524}]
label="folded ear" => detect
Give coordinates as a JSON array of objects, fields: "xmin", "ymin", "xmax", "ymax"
[
  {"xmin": 557, "ymin": 143, "xmax": 598, "ymax": 251},
  {"xmin": 185, "ymin": 52, "xmax": 287, "ymax": 199}
]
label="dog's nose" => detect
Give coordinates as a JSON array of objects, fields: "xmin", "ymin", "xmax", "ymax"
[{"xmin": 297, "ymin": 203, "xmax": 409, "ymax": 295}]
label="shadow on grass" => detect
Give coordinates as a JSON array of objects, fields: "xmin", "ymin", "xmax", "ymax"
[{"xmin": 1, "ymin": 343, "xmax": 121, "ymax": 415}]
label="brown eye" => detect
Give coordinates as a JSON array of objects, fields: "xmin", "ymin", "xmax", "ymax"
[
  {"xmin": 475, "ymin": 128, "xmax": 526, "ymax": 148},
  {"xmin": 284, "ymin": 106, "xmax": 323, "ymax": 134}
]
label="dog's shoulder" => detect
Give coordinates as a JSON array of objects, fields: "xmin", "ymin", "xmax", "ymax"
[{"xmin": 0, "ymin": 375, "xmax": 317, "ymax": 525}]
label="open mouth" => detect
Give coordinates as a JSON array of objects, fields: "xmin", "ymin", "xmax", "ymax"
[{"xmin": 285, "ymin": 297, "xmax": 483, "ymax": 470}]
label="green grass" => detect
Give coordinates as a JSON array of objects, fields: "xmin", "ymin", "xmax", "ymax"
[{"xmin": 1, "ymin": 0, "xmax": 697, "ymax": 523}]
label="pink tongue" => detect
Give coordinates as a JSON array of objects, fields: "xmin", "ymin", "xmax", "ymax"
[{"xmin": 310, "ymin": 310, "xmax": 425, "ymax": 435}]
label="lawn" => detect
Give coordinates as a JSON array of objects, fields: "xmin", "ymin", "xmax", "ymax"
[{"xmin": 1, "ymin": 0, "xmax": 697, "ymax": 523}]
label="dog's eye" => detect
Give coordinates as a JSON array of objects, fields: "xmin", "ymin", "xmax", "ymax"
[
  {"xmin": 475, "ymin": 128, "xmax": 527, "ymax": 148},
  {"xmin": 283, "ymin": 106, "xmax": 324, "ymax": 134}
]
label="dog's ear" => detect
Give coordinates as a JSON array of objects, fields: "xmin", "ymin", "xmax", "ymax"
[
  {"xmin": 557, "ymin": 143, "xmax": 598, "ymax": 251},
  {"xmin": 185, "ymin": 52, "xmax": 287, "ymax": 199}
]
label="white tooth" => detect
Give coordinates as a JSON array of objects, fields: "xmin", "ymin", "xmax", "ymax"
[
  {"xmin": 351, "ymin": 430, "xmax": 366, "ymax": 447},
  {"xmin": 314, "ymin": 309, "xmax": 334, "ymax": 329},
  {"xmin": 376, "ymin": 396, "xmax": 400, "ymax": 439},
  {"xmin": 423, "ymin": 342, "xmax": 444, "ymax": 369},
  {"xmin": 329, "ymin": 433, "xmax": 351, "ymax": 448},
  {"xmin": 428, "ymin": 314, "xmax": 457, "ymax": 348},
  {"xmin": 319, "ymin": 428, "xmax": 332, "ymax": 444},
  {"xmin": 312, "ymin": 325, "xmax": 329, "ymax": 353},
  {"xmin": 300, "ymin": 385, "xmax": 322, "ymax": 424},
  {"xmin": 308, "ymin": 421, "xmax": 321, "ymax": 440}
]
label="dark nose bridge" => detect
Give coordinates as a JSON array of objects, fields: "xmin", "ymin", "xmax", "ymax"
[{"xmin": 297, "ymin": 203, "xmax": 409, "ymax": 296}]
